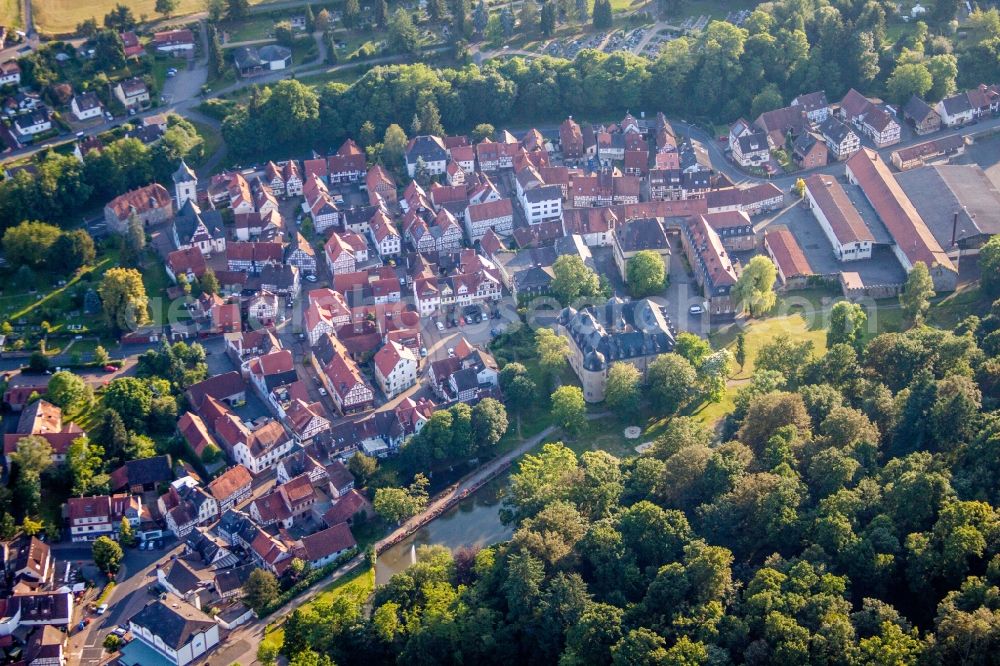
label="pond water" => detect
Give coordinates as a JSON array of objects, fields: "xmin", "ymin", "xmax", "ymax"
[{"xmin": 375, "ymin": 474, "xmax": 513, "ymax": 585}]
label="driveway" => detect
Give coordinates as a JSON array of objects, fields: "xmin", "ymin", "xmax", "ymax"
[{"xmin": 162, "ymin": 56, "xmax": 208, "ymax": 106}]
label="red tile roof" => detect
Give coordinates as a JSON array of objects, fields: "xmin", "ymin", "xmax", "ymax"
[
  {"xmin": 845, "ymin": 148, "xmax": 954, "ymax": 271},
  {"xmin": 765, "ymin": 227, "xmax": 814, "ymax": 279},
  {"xmin": 207, "ymin": 465, "xmax": 252, "ymax": 501},
  {"xmin": 804, "ymin": 174, "xmax": 875, "ymax": 244}
]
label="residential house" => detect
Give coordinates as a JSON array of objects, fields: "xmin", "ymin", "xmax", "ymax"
[
  {"xmin": 305, "ymin": 289, "xmax": 351, "ymax": 345},
  {"xmin": 431, "ymin": 208, "xmax": 465, "ymax": 251},
  {"xmin": 153, "ymin": 29, "xmax": 195, "ymax": 52},
  {"xmin": 612, "ymin": 217, "xmax": 671, "ymax": 281},
  {"xmin": 104, "ymin": 183, "xmax": 173, "ymax": 233},
  {"xmin": 792, "ymin": 132, "xmax": 828, "ymax": 169},
  {"xmin": 804, "ymin": 173, "xmax": 875, "ymax": 261},
  {"xmin": 250, "ymin": 474, "xmax": 315, "ymax": 528},
  {"xmin": 4, "ymin": 400, "xmax": 84, "ymax": 467},
  {"xmin": 165, "ymin": 247, "xmax": 207, "ymax": 283},
  {"xmin": 555, "ymin": 299, "xmax": 676, "ymax": 403},
  {"xmin": 465, "ymin": 198, "xmax": 514, "ymax": 242},
  {"xmin": 903, "ymin": 95, "xmax": 941, "ymax": 134},
  {"xmin": 731, "ymin": 129, "xmax": 770, "ymax": 168},
  {"xmin": 838, "ymin": 88, "xmax": 900, "ymax": 147},
  {"xmin": 374, "ymin": 340, "xmax": 418, "ymax": 399},
  {"xmin": 791, "ymin": 91, "xmax": 830, "ymax": 123},
  {"xmin": 303, "ymin": 174, "xmax": 340, "ymax": 233},
  {"xmin": 283, "ymin": 160, "xmax": 303, "ymax": 196},
  {"xmin": 560, "ymin": 117, "xmax": 584, "ymax": 159},
  {"xmin": 369, "ymin": 209, "xmax": 401, "ymax": 257},
  {"xmin": 314, "ymin": 334, "xmax": 375, "ymax": 414},
  {"xmin": 24, "ymin": 624, "xmax": 66, "ymax": 665},
  {"xmin": 366, "ymin": 165, "xmax": 397, "ymax": 206},
  {"xmin": 328, "ymin": 139, "xmax": 366, "ymax": 183},
  {"xmin": 427, "ymin": 342, "xmax": 499, "ymax": 404},
  {"xmin": 70, "ymin": 92, "xmax": 102, "ymax": 121},
  {"xmin": 891, "ymin": 134, "xmax": 965, "ymax": 171},
  {"xmin": 845, "ymin": 148, "xmax": 958, "ymax": 290},
  {"xmin": 325, "ymin": 232, "xmax": 369, "ymax": 276},
  {"xmin": 754, "ymin": 106, "xmax": 809, "ymax": 148},
  {"xmin": 233, "ymin": 44, "xmax": 292, "ymax": 76},
  {"xmin": 323, "ymin": 490, "xmax": 375, "ymax": 527},
  {"xmin": 680, "ymin": 215, "xmax": 740, "ymax": 314},
  {"xmin": 520, "ymin": 185, "xmax": 562, "ymax": 225},
  {"xmin": 0, "ymin": 60, "xmax": 21, "ymax": 86},
  {"xmin": 296, "ymin": 523, "xmax": 356, "ymax": 568},
  {"xmin": 159, "ymin": 477, "xmax": 218, "ymax": 536},
  {"xmin": 219, "ymin": 417, "xmax": 295, "ymax": 475},
  {"xmin": 225, "ymin": 241, "xmax": 284, "ymax": 274},
  {"xmin": 114, "ymin": 77, "xmax": 149, "ymax": 108},
  {"xmin": 936, "ymin": 89, "xmax": 979, "ymax": 127},
  {"xmin": 206, "ymin": 465, "xmax": 253, "ymax": 514},
  {"xmin": 246, "ymin": 290, "xmax": 279, "ymax": 326},
  {"xmin": 13, "ymin": 106, "xmax": 51, "ymax": 137},
  {"xmin": 705, "ymin": 183, "xmax": 784, "ymax": 216},
  {"xmin": 562, "ymin": 207, "xmax": 618, "ymax": 247},
  {"xmin": 10, "ymin": 537, "xmax": 53, "ymax": 586},
  {"xmin": 405, "ymin": 135, "xmax": 448, "ymax": 177},
  {"xmin": 64, "ymin": 494, "xmax": 141, "ymax": 542},
  {"xmin": 286, "ymin": 232, "xmax": 318, "ymax": 274},
  {"xmin": 764, "ymin": 227, "xmax": 814, "ymax": 290},
  {"xmin": 109, "ymin": 455, "xmax": 173, "ymax": 493},
  {"xmin": 127, "ymin": 599, "xmax": 220, "ymax": 666},
  {"xmin": 247, "ymin": 349, "xmax": 298, "ymax": 398},
  {"xmin": 5, "ymin": 593, "xmax": 74, "ymax": 631},
  {"xmin": 178, "ymin": 412, "xmax": 221, "ymax": 460},
  {"xmin": 819, "ymin": 116, "xmax": 861, "ymax": 161},
  {"xmin": 703, "ymin": 210, "xmax": 755, "ymax": 251}
]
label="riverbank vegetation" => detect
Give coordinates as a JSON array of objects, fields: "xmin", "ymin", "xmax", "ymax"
[{"xmin": 269, "ymin": 285, "xmax": 1000, "ymax": 663}]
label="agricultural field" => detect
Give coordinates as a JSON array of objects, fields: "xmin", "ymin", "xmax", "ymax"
[
  {"xmin": 0, "ymin": 0, "xmax": 21, "ymax": 29},
  {"xmin": 30, "ymin": 0, "xmax": 277, "ymax": 34}
]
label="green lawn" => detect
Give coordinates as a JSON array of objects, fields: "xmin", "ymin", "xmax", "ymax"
[
  {"xmin": 188, "ymin": 120, "xmax": 223, "ymax": 166},
  {"xmin": 140, "ymin": 251, "xmax": 173, "ymax": 325},
  {"xmin": 224, "ymin": 17, "xmax": 276, "ymax": 43},
  {"xmin": 262, "ymin": 566, "xmax": 375, "ymax": 655}
]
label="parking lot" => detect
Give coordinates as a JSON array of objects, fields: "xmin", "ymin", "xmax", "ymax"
[{"xmin": 762, "ymin": 196, "xmax": 908, "ymax": 286}]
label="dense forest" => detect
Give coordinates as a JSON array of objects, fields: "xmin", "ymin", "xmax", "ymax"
[
  {"xmin": 221, "ymin": 0, "xmax": 1000, "ymax": 161},
  {"xmin": 271, "ymin": 297, "xmax": 1000, "ymax": 666}
]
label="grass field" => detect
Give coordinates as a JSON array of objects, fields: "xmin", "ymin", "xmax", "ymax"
[
  {"xmin": 0, "ymin": 0, "xmax": 20, "ymax": 28},
  {"xmin": 261, "ymin": 566, "xmax": 375, "ymax": 656},
  {"xmin": 31, "ymin": 0, "xmax": 276, "ymax": 35}
]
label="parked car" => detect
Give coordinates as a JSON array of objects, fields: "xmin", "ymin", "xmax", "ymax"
[
  {"xmin": 104, "ymin": 365, "xmax": 117, "ymax": 373},
  {"xmin": 305, "ymin": 274, "xmax": 318, "ymax": 283},
  {"xmin": 318, "ymin": 387, "xmax": 327, "ymax": 396},
  {"xmin": 447, "ymin": 347, "xmax": 455, "ymax": 357},
  {"xmin": 435, "ymin": 321, "xmax": 444, "ymax": 332},
  {"xmin": 420, "ymin": 347, "xmax": 428, "ymax": 357},
  {"xmin": 96, "ymin": 604, "xmax": 108, "ymax": 615},
  {"xmin": 112, "ymin": 627, "xmax": 127, "ymax": 638},
  {"xmin": 689, "ymin": 305, "xmax": 704, "ymax": 315}
]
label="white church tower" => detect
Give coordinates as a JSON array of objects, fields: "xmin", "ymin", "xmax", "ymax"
[{"xmin": 173, "ymin": 159, "xmax": 197, "ymax": 208}]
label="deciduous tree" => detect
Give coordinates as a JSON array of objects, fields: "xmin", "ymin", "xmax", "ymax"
[
  {"xmin": 626, "ymin": 250, "xmax": 666, "ymax": 298},
  {"xmin": 732, "ymin": 255, "xmax": 778, "ymax": 317},
  {"xmin": 551, "ymin": 386, "xmax": 587, "ymax": 436},
  {"xmin": 93, "ymin": 536, "xmax": 123, "ymax": 575}
]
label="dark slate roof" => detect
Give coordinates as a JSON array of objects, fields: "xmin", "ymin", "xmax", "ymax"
[
  {"xmin": 903, "ymin": 95, "xmax": 937, "ymax": 123},
  {"xmin": 614, "ymin": 217, "xmax": 669, "ymax": 253},
  {"xmin": 129, "ymin": 600, "xmax": 216, "ymax": 649},
  {"xmin": 163, "ymin": 559, "xmax": 202, "ymax": 595},
  {"xmin": 110, "ymin": 455, "xmax": 173, "ymax": 490},
  {"xmin": 523, "ymin": 184, "xmax": 562, "ymax": 203},
  {"xmin": 557, "ymin": 298, "xmax": 675, "ymax": 371},
  {"xmin": 213, "ymin": 564, "xmax": 255, "ymax": 595},
  {"xmin": 406, "ymin": 135, "xmax": 448, "ymax": 164},
  {"xmin": 819, "ymin": 116, "xmax": 855, "ymax": 144}
]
